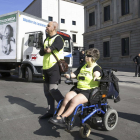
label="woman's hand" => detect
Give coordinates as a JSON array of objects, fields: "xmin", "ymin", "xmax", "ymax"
[
  {"xmin": 64, "ymin": 73, "xmax": 76, "ymax": 79},
  {"xmin": 64, "ymin": 74, "xmax": 70, "ymax": 79}
]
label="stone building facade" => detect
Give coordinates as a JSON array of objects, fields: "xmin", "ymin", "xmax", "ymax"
[{"xmin": 82, "ymin": 0, "xmax": 140, "ymax": 71}]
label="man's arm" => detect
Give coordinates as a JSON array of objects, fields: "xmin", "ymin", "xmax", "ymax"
[
  {"xmin": 39, "ymin": 39, "xmax": 47, "ymax": 56},
  {"xmin": 45, "ymin": 36, "xmax": 64, "ymax": 53}
]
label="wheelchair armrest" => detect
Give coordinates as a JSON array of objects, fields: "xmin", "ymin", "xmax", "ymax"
[{"xmin": 89, "ymin": 87, "xmax": 100, "ymax": 100}]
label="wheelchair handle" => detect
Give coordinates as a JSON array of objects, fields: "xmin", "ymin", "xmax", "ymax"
[{"xmin": 111, "ymin": 68, "xmax": 117, "ymax": 72}]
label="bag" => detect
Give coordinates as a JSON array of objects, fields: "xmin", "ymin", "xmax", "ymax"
[
  {"xmin": 101, "ymin": 69, "xmax": 120, "ymax": 98},
  {"xmin": 58, "ymin": 59, "xmax": 68, "ymax": 73},
  {"xmin": 52, "ymin": 52, "xmax": 68, "ymax": 73}
]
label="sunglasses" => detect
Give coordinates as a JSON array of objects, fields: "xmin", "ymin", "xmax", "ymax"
[{"xmin": 85, "ymin": 54, "xmax": 93, "ymax": 57}]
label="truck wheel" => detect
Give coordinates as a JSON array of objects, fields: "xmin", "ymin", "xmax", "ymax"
[
  {"xmin": 25, "ymin": 67, "xmax": 32, "ymax": 82},
  {"xmin": 0, "ymin": 72, "xmax": 11, "ymax": 77}
]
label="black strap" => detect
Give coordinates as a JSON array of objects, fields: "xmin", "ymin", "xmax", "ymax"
[{"xmin": 47, "ymin": 37, "xmax": 59, "ymax": 62}]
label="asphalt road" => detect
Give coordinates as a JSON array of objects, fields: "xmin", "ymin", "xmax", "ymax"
[{"xmin": 0, "ymin": 75, "xmax": 140, "ymax": 140}]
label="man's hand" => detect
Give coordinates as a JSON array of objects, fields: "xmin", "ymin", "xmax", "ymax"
[{"xmin": 44, "ymin": 47, "xmax": 51, "ymax": 53}]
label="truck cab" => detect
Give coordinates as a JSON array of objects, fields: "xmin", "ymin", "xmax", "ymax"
[{"xmin": 21, "ymin": 31, "xmax": 73, "ymax": 81}]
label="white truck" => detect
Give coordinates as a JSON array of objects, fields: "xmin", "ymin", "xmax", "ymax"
[{"xmin": 0, "ymin": 11, "xmax": 73, "ymax": 82}]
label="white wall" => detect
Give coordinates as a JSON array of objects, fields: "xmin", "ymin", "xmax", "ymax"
[{"xmin": 42, "ymin": 0, "xmax": 84, "ymax": 48}]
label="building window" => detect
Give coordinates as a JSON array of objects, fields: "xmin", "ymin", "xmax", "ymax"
[
  {"xmin": 61, "ymin": 19, "xmax": 65, "ymax": 23},
  {"xmin": 104, "ymin": 5, "xmax": 110, "ymax": 22},
  {"xmin": 103, "ymin": 41, "xmax": 110, "ymax": 57},
  {"xmin": 72, "ymin": 34, "xmax": 76, "ymax": 43},
  {"xmin": 89, "ymin": 44, "xmax": 94, "ymax": 48},
  {"xmin": 121, "ymin": 37, "xmax": 129, "ymax": 56},
  {"xmin": 72, "ymin": 21, "xmax": 76, "ymax": 25},
  {"xmin": 48, "ymin": 16, "xmax": 53, "ymax": 21},
  {"xmin": 89, "ymin": 12, "xmax": 95, "ymax": 26},
  {"xmin": 121, "ymin": 0, "xmax": 129, "ymax": 16}
]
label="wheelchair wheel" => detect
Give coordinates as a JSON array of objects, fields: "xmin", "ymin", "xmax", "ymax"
[
  {"xmin": 103, "ymin": 109, "xmax": 118, "ymax": 131},
  {"xmin": 79, "ymin": 123, "xmax": 91, "ymax": 138}
]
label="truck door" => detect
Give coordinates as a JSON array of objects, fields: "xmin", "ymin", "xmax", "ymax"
[{"xmin": 23, "ymin": 33, "xmax": 35, "ymax": 61}]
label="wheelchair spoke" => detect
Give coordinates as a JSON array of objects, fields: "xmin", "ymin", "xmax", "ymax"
[{"xmin": 107, "ymin": 113, "xmax": 116, "ymax": 128}]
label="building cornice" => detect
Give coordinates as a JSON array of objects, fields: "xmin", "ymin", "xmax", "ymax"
[
  {"xmin": 62, "ymin": 0, "xmax": 84, "ymax": 6},
  {"xmin": 83, "ymin": 18, "xmax": 140, "ymax": 36},
  {"xmin": 82, "ymin": 0, "xmax": 98, "ymax": 6}
]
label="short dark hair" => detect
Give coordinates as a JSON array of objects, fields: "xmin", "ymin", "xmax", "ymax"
[
  {"xmin": 86, "ymin": 48, "xmax": 100, "ymax": 61},
  {"xmin": 5, "ymin": 25, "xmax": 13, "ymax": 37}
]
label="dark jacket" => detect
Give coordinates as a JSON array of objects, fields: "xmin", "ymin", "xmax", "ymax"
[
  {"xmin": 80, "ymin": 53, "xmax": 85, "ymax": 63},
  {"xmin": 133, "ymin": 55, "xmax": 140, "ymax": 65}
]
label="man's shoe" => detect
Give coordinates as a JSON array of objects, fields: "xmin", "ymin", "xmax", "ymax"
[
  {"xmin": 114, "ymin": 95, "xmax": 121, "ymax": 103},
  {"xmin": 39, "ymin": 112, "xmax": 53, "ymax": 119},
  {"xmin": 49, "ymin": 115, "xmax": 66, "ymax": 127}
]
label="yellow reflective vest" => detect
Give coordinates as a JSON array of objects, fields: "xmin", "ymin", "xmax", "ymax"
[
  {"xmin": 43, "ymin": 35, "xmax": 64, "ymax": 70},
  {"xmin": 77, "ymin": 63, "xmax": 101, "ymax": 90}
]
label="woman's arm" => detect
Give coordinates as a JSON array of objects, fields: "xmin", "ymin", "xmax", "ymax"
[
  {"xmin": 93, "ymin": 71, "xmax": 101, "ymax": 81},
  {"xmin": 64, "ymin": 73, "xmax": 76, "ymax": 79}
]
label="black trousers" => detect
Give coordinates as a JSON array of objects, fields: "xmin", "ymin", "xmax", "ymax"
[
  {"xmin": 43, "ymin": 83, "xmax": 64, "ymax": 114},
  {"xmin": 135, "ymin": 64, "xmax": 140, "ymax": 77},
  {"xmin": 43, "ymin": 64, "xmax": 64, "ymax": 114}
]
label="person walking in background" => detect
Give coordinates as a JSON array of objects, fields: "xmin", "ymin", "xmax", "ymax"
[
  {"xmin": 39, "ymin": 21, "xmax": 64, "ymax": 119},
  {"xmin": 133, "ymin": 53, "xmax": 140, "ymax": 77},
  {"xmin": 80, "ymin": 50, "xmax": 85, "ymax": 66}
]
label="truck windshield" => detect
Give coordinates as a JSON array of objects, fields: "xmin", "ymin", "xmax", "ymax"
[{"xmin": 63, "ymin": 40, "xmax": 71, "ymax": 52}]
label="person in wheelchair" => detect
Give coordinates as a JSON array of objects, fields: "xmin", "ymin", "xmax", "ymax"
[{"xmin": 50, "ymin": 48, "xmax": 102, "ymax": 127}]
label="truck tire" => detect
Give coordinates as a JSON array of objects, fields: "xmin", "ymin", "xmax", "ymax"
[
  {"xmin": 0, "ymin": 72, "xmax": 11, "ymax": 77},
  {"xmin": 25, "ymin": 67, "xmax": 32, "ymax": 82}
]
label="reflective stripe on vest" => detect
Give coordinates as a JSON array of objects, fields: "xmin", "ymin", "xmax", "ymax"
[
  {"xmin": 43, "ymin": 35, "xmax": 64, "ymax": 69},
  {"xmin": 77, "ymin": 63, "xmax": 101, "ymax": 90}
]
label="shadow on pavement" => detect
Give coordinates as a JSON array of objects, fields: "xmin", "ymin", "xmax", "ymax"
[
  {"xmin": 5, "ymin": 95, "xmax": 46, "ymax": 115},
  {"xmin": 90, "ymin": 132, "xmax": 118, "ymax": 140},
  {"xmin": 5, "ymin": 95, "xmax": 61, "ymax": 137},
  {"xmin": 34, "ymin": 119, "xmax": 61, "ymax": 137},
  {"xmin": 118, "ymin": 112, "xmax": 140, "ymax": 124}
]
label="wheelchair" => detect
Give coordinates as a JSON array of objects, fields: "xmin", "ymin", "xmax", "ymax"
[{"xmin": 53, "ymin": 69, "xmax": 119, "ymax": 138}]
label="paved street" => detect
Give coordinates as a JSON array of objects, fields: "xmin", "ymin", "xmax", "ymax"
[{"xmin": 0, "ymin": 71, "xmax": 140, "ymax": 140}]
